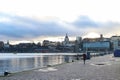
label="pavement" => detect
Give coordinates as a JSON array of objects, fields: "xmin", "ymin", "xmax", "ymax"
[{"xmin": 1, "ymin": 54, "xmax": 120, "ymax": 80}]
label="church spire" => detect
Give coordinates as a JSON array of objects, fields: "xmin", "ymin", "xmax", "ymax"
[
  {"xmin": 64, "ymin": 33, "xmax": 69, "ymax": 45},
  {"xmin": 65, "ymin": 33, "xmax": 68, "ymax": 38}
]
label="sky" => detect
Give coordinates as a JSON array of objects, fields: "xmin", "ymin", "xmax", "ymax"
[{"xmin": 0, "ymin": 0, "xmax": 120, "ymax": 44}]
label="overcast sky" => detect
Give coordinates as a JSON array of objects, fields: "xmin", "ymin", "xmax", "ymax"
[{"xmin": 0, "ymin": 0, "xmax": 120, "ymax": 44}]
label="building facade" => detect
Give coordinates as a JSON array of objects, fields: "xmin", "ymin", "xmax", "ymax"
[
  {"xmin": 111, "ymin": 36, "xmax": 120, "ymax": 50},
  {"xmin": 83, "ymin": 41, "xmax": 110, "ymax": 52}
]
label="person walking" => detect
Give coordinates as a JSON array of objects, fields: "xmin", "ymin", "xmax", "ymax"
[{"xmin": 83, "ymin": 53, "xmax": 86, "ymax": 64}]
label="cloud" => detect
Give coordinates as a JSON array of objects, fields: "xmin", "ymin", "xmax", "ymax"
[
  {"xmin": 71, "ymin": 15, "xmax": 120, "ymax": 37},
  {"xmin": 0, "ymin": 13, "xmax": 120, "ymax": 42},
  {"xmin": 0, "ymin": 13, "xmax": 75, "ymax": 40},
  {"xmin": 73, "ymin": 15, "xmax": 99, "ymax": 28},
  {"xmin": 1, "ymin": 0, "xmax": 120, "ymax": 23}
]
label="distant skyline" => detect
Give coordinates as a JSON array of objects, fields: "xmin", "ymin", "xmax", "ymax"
[{"xmin": 0, "ymin": 0, "xmax": 120, "ymax": 44}]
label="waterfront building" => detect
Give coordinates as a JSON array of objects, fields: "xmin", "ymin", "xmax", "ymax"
[
  {"xmin": 0, "ymin": 41, "xmax": 4, "ymax": 48},
  {"xmin": 42, "ymin": 40, "xmax": 58, "ymax": 46},
  {"xmin": 49, "ymin": 41, "xmax": 58, "ymax": 46},
  {"xmin": 111, "ymin": 36, "xmax": 120, "ymax": 41},
  {"xmin": 83, "ymin": 41, "xmax": 110, "ymax": 52},
  {"xmin": 63, "ymin": 34, "xmax": 69, "ymax": 46},
  {"xmin": 74, "ymin": 37, "xmax": 82, "ymax": 52},
  {"xmin": 4, "ymin": 40, "xmax": 10, "ymax": 48},
  {"xmin": 42, "ymin": 40, "xmax": 50, "ymax": 46},
  {"xmin": 18, "ymin": 43, "xmax": 34, "ymax": 48},
  {"xmin": 34, "ymin": 46, "xmax": 49, "ymax": 53},
  {"xmin": 57, "ymin": 34, "xmax": 74, "ymax": 52},
  {"xmin": 37, "ymin": 42, "xmax": 41, "ymax": 47},
  {"xmin": 83, "ymin": 34, "xmax": 110, "ymax": 42},
  {"xmin": 0, "ymin": 41, "xmax": 4, "ymax": 51},
  {"xmin": 76, "ymin": 37, "xmax": 82, "ymax": 44},
  {"xmin": 82, "ymin": 34, "xmax": 111, "ymax": 52},
  {"xmin": 111, "ymin": 36, "xmax": 120, "ymax": 50},
  {"xmin": 62, "ymin": 34, "xmax": 74, "ymax": 46}
]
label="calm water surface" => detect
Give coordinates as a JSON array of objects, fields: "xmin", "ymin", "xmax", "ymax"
[{"xmin": 0, "ymin": 53, "xmax": 78, "ymax": 75}]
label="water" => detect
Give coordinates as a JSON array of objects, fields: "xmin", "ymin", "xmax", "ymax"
[{"xmin": 0, "ymin": 53, "xmax": 78, "ymax": 75}]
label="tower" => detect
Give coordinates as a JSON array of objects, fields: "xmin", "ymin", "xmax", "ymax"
[
  {"xmin": 64, "ymin": 34, "xmax": 69, "ymax": 45},
  {"xmin": 7, "ymin": 40, "xmax": 9, "ymax": 45},
  {"xmin": 4, "ymin": 40, "xmax": 10, "ymax": 48},
  {"xmin": 100, "ymin": 34, "xmax": 103, "ymax": 41}
]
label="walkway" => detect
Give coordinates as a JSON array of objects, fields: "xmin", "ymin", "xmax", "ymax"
[{"xmin": 1, "ymin": 54, "xmax": 120, "ymax": 80}]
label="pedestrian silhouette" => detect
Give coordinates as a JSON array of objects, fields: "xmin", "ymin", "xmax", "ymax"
[{"xmin": 83, "ymin": 53, "xmax": 86, "ymax": 64}]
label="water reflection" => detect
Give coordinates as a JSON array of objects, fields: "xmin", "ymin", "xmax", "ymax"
[{"xmin": 0, "ymin": 55, "xmax": 76, "ymax": 74}]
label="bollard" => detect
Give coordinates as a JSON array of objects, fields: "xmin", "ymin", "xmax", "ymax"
[{"xmin": 86, "ymin": 52, "xmax": 91, "ymax": 59}]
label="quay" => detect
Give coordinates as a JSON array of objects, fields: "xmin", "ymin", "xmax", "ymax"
[{"xmin": 0, "ymin": 54, "xmax": 120, "ymax": 80}]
